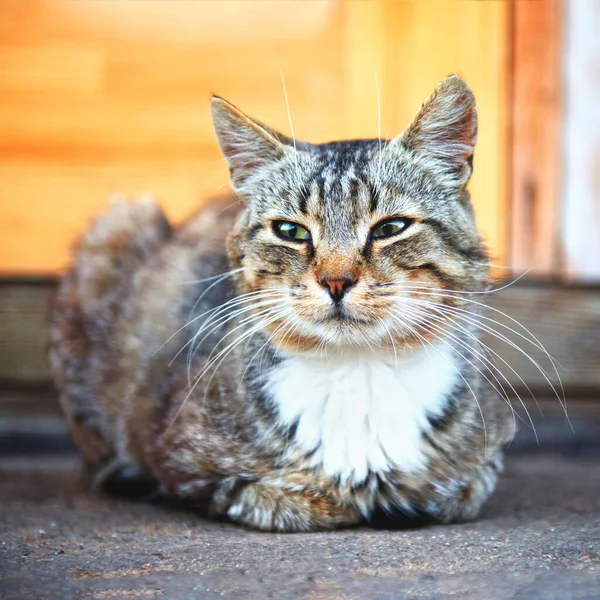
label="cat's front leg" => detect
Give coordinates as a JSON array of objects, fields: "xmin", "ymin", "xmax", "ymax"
[
  {"xmin": 428, "ymin": 453, "xmax": 505, "ymax": 524},
  {"xmin": 212, "ymin": 477, "xmax": 362, "ymax": 532}
]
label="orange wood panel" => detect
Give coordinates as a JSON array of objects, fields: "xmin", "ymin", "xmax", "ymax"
[
  {"xmin": 0, "ymin": 0, "xmax": 508, "ymax": 273},
  {"xmin": 509, "ymin": 0, "xmax": 562, "ymax": 276}
]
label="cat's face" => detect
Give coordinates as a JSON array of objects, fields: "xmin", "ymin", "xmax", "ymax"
[{"xmin": 212, "ymin": 76, "xmax": 489, "ymax": 351}]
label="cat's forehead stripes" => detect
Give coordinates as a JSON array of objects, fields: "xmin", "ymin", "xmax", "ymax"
[
  {"xmin": 296, "ymin": 141, "xmax": 386, "ymax": 238},
  {"xmin": 296, "ymin": 153, "xmax": 423, "ymax": 236},
  {"xmin": 299, "ymin": 168, "xmax": 374, "ymax": 246}
]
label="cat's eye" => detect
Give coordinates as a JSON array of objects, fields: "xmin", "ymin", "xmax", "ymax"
[
  {"xmin": 371, "ymin": 218, "xmax": 413, "ymax": 240},
  {"xmin": 273, "ymin": 221, "xmax": 311, "ymax": 242}
]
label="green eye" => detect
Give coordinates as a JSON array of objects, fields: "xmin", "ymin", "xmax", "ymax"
[
  {"xmin": 371, "ymin": 218, "xmax": 412, "ymax": 239},
  {"xmin": 273, "ymin": 221, "xmax": 311, "ymax": 242}
]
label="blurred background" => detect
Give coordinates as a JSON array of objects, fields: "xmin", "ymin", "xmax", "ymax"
[
  {"xmin": 0, "ymin": 1, "xmax": 599, "ymax": 437},
  {"xmin": 1, "ymin": 5, "xmax": 600, "ymax": 597},
  {"xmin": 0, "ymin": 0, "xmax": 591, "ymax": 278}
]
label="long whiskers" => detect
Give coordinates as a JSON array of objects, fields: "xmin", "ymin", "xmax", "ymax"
[
  {"xmin": 184, "ymin": 302, "xmax": 284, "ymax": 386},
  {"xmin": 201, "ymin": 308, "xmax": 294, "ymax": 409},
  {"xmin": 412, "ymin": 300, "xmax": 541, "ymax": 413},
  {"xmin": 387, "ymin": 307, "xmax": 490, "ymax": 454},
  {"xmin": 393, "ymin": 304, "xmax": 524, "ymax": 440},
  {"xmin": 374, "ymin": 69, "xmax": 384, "ymax": 191},
  {"xmin": 398, "ymin": 291, "xmax": 569, "ymax": 426},
  {"xmin": 183, "ymin": 293, "xmax": 285, "ymax": 371},
  {"xmin": 156, "ymin": 288, "xmax": 284, "ymax": 364},
  {"xmin": 176, "ymin": 267, "xmax": 246, "ymax": 287},
  {"xmin": 392, "ymin": 284, "xmax": 565, "ymax": 384},
  {"xmin": 153, "ymin": 268, "xmax": 248, "ymax": 356},
  {"xmin": 190, "ymin": 307, "xmax": 289, "ymax": 396},
  {"xmin": 388, "ymin": 284, "xmax": 570, "ymax": 433},
  {"xmin": 164, "ymin": 304, "xmax": 289, "ymax": 433},
  {"xmin": 279, "ymin": 69, "xmax": 307, "ymax": 196}
]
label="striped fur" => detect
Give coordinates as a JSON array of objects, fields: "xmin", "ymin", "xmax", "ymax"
[{"xmin": 49, "ymin": 76, "xmax": 514, "ymax": 531}]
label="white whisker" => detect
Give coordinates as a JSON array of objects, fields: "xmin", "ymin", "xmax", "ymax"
[
  {"xmin": 177, "ymin": 267, "xmax": 246, "ymax": 286},
  {"xmin": 192, "ymin": 308, "xmax": 288, "ymax": 394},
  {"xmin": 391, "ymin": 285, "xmax": 569, "ymax": 429},
  {"xmin": 160, "ymin": 290, "xmax": 285, "ymax": 365},
  {"xmin": 396, "ymin": 304, "xmax": 524, "ymax": 439},
  {"xmin": 374, "ymin": 68, "xmax": 384, "ymax": 189},
  {"xmin": 422, "ymin": 300, "xmax": 568, "ymax": 426},
  {"xmin": 182, "ymin": 302, "xmax": 283, "ymax": 389},
  {"xmin": 394, "ymin": 284, "xmax": 566, "ymax": 404},
  {"xmin": 279, "ymin": 68, "xmax": 307, "ymax": 196},
  {"xmin": 163, "ymin": 307, "xmax": 289, "ymax": 433},
  {"xmin": 185, "ymin": 293, "xmax": 285, "ymax": 361},
  {"xmin": 387, "ymin": 308, "xmax": 489, "ymax": 455}
]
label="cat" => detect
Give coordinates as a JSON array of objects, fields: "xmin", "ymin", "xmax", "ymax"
[{"xmin": 49, "ymin": 75, "xmax": 515, "ymax": 532}]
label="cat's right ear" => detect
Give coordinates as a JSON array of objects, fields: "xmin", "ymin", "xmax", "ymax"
[
  {"xmin": 394, "ymin": 75, "xmax": 478, "ymax": 187},
  {"xmin": 211, "ymin": 96, "xmax": 290, "ymax": 191}
]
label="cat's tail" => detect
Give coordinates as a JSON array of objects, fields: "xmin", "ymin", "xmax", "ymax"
[
  {"xmin": 71, "ymin": 195, "xmax": 172, "ymax": 316},
  {"xmin": 49, "ymin": 196, "xmax": 172, "ymax": 482}
]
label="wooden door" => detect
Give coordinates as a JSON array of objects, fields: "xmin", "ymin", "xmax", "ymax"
[{"xmin": 0, "ymin": 0, "xmax": 508, "ymax": 274}]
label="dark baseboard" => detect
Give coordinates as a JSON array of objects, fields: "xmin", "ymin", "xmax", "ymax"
[{"xmin": 1, "ymin": 277, "xmax": 599, "ymax": 422}]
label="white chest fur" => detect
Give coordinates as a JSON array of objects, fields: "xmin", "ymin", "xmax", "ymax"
[{"xmin": 265, "ymin": 345, "xmax": 459, "ymax": 485}]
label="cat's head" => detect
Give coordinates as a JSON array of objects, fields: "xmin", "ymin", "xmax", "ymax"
[{"xmin": 211, "ymin": 75, "xmax": 489, "ymax": 351}]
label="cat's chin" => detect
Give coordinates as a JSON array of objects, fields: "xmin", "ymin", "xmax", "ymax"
[
  {"xmin": 318, "ymin": 308, "xmax": 373, "ymax": 326},
  {"xmin": 288, "ymin": 316, "xmax": 391, "ymax": 350},
  {"xmin": 276, "ymin": 309, "xmax": 436, "ymax": 354}
]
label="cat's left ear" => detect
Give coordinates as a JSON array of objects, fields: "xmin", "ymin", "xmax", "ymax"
[
  {"xmin": 211, "ymin": 96, "xmax": 293, "ymax": 191},
  {"xmin": 394, "ymin": 75, "xmax": 478, "ymax": 186}
]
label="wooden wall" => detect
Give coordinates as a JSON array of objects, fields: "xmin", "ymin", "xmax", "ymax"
[
  {"xmin": 509, "ymin": 0, "xmax": 562, "ymax": 277},
  {"xmin": 0, "ymin": 0, "xmax": 508, "ymax": 274}
]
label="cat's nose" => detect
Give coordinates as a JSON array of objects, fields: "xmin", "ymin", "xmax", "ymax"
[{"xmin": 320, "ymin": 277, "xmax": 356, "ymax": 303}]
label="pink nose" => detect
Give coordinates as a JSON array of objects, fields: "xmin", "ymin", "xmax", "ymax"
[{"xmin": 320, "ymin": 277, "xmax": 355, "ymax": 303}]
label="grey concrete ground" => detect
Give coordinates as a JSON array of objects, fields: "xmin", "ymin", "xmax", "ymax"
[{"xmin": 1, "ymin": 407, "xmax": 599, "ymax": 600}]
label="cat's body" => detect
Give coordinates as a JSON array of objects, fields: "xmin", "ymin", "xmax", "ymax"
[{"xmin": 50, "ymin": 76, "xmax": 514, "ymax": 531}]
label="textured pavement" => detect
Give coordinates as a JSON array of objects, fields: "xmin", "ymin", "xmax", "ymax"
[{"xmin": 1, "ymin": 410, "xmax": 599, "ymax": 599}]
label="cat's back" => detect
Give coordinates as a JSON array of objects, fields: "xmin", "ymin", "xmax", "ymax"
[{"xmin": 49, "ymin": 195, "xmax": 240, "ymax": 472}]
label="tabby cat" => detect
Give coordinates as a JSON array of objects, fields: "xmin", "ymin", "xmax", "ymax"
[{"xmin": 50, "ymin": 75, "xmax": 514, "ymax": 531}]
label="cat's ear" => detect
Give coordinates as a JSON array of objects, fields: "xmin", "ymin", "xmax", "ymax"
[
  {"xmin": 395, "ymin": 75, "xmax": 477, "ymax": 186},
  {"xmin": 211, "ymin": 96, "xmax": 292, "ymax": 190}
]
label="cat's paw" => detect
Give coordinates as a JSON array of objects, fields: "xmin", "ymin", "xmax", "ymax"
[
  {"xmin": 434, "ymin": 454, "xmax": 504, "ymax": 523},
  {"xmin": 215, "ymin": 480, "xmax": 361, "ymax": 532}
]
